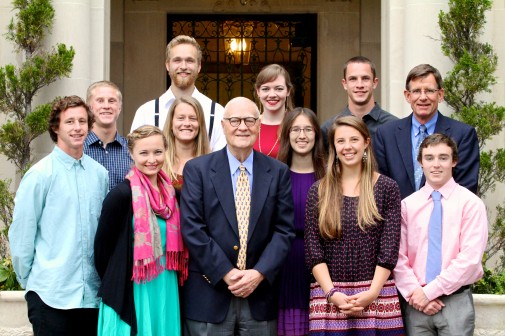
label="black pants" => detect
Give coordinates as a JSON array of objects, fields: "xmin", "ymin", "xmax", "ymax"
[{"xmin": 26, "ymin": 291, "xmax": 98, "ymax": 336}]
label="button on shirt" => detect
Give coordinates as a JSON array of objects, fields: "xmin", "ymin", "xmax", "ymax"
[
  {"xmin": 9, "ymin": 146, "xmax": 109, "ymax": 309},
  {"xmin": 131, "ymin": 87, "xmax": 227, "ymax": 151},
  {"xmin": 84, "ymin": 131, "xmax": 132, "ymax": 191},
  {"xmin": 393, "ymin": 178, "xmax": 488, "ymax": 302}
]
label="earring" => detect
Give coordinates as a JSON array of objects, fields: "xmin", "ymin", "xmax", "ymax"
[{"xmin": 362, "ymin": 151, "xmax": 368, "ymax": 163}]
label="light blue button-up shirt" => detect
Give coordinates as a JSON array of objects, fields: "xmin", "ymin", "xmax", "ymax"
[
  {"xmin": 227, "ymin": 148, "xmax": 253, "ymax": 196},
  {"xmin": 9, "ymin": 146, "xmax": 108, "ymax": 309},
  {"xmin": 411, "ymin": 112, "xmax": 438, "ymax": 170}
]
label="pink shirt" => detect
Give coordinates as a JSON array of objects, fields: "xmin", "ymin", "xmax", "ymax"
[{"xmin": 393, "ymin": 178, "xmax": 488, "ymax": 301}]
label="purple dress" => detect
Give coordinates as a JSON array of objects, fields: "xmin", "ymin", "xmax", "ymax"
[
  {"xmin": 278, "ymin": 171, "xmax": 316, "ymax": 336},
  {"xmin": 304, "ymin": 175, "xmax": 405, "ymax": 335}
]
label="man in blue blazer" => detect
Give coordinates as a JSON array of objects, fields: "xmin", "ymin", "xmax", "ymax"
[
  {"xmin": 181, "ymin": 97, "xmax": 295, "ymax": 335},
  {"xmin": 374, "ymin": 64, "xmax": 479, "ymax": 200}
]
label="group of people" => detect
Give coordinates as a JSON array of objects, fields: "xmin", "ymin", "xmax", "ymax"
[{"xmin": 8, "ymin": 34, "xmax": 488, "ymax": 336}]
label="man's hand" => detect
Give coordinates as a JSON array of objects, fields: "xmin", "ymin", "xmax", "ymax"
[
  {"xmin": 223, "ymin": 268, "xmax": 242, "ymax": 286},
  {"xmin": 228, "ymin": 269, "xmax": 264, "ymax": 298},
  {"xmin": 408, "ymin": 287, "xmax": 430, "ymax": 311},
  {"xmin": 422, "ymin": 298, "xmax": 445, "ymax": 316}
]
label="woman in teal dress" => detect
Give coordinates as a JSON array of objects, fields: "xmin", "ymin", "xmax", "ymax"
[{"xmin": 94, "ymin": 125, "xmax": 188, "ymax": 336}]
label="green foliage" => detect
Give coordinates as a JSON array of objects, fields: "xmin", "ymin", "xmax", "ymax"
[
  {"xmin": 0, "ymin": 0, "xmax": 75, "ymax": 173},
  {"xmin": 0, "ymin": 179, "xmax": 14, "ymax": 260},
  {"xmin": 473, "ymin": 266, "xmax": 505, "ymax": 294},
  {"xmin": 439, "ymin": 0, "xmax": 505, "ymax": 290},
  {"xmin": 6, "ymin": 0, "xmax": 55, "ymax": 55},
  {"xmin": 0, "ymin": 257, "xmax": 22, "ymax": 291},
  {"xmin": 0, "ymin": 0, "xmax": 73, "ymax": 290}
]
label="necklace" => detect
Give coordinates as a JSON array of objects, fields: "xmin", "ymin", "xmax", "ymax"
[{"xmin": 258, "ymin": 123, "xmax": 280, "ymax": 156}]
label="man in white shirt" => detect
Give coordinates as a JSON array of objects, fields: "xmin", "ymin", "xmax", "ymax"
[{"xmin": 131, "ymin": 35, "xmax": 226, "ymax": 151}]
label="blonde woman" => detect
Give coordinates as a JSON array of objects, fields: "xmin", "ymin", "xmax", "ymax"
[
  {"xmin": 253, "ymin": 64, "xmax": 294, "ymax": 158},
  {"xmin": 162, "ymin": 96, "xmax": 210, "ymax": 197},
  {"xmin": 304, "ymin": 116, "xmax": 405, "ymax": 335},
  {"xmin": 95, "ymin": 125, "xmax": 188, "ymax": 336}
]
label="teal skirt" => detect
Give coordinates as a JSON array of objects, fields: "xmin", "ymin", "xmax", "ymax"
[{"xmin": 98, "ymin": 216, "xmax": 181, "ymax": 336}]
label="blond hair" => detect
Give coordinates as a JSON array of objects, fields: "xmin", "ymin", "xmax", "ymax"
[
  {"xmin": 162, "ymin": 96, "xmax": 210, "ymax": 180},
  {"xmin": 86, "ymin": 80, "xmax": 122, "ymax": 105},
  {"xmin": 127, "ymin": 125, "xmax": 168, "ymax": 152},
  {"xmin": 318, "ymin": 116, "xmax": 382, "ymax": 239},
  {"xmin": 165, "ymin": 35, "xmax": 202, "ymax": 64}
]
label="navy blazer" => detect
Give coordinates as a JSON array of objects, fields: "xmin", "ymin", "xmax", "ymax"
[
  {"xmin": 180, "ymin": 148, "xmax": 295, "ymax": 323},
  {"xmin": 373, "ymin": 112, "xmax": 479, "ymax": 199}
]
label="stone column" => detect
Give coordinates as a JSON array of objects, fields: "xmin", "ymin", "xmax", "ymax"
[{"xmin": 381, "ymin": 0, "xmax": 450, "ymax": 118}]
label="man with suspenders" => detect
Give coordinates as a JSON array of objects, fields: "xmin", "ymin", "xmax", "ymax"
[{"xmin": 131, "ymin": 35, "xmax": 227, "ymax": 151}]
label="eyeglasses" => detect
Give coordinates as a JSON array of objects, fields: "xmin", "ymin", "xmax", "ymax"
[
  {"xmin": 290, "ymin": 126, "xmax": 314, "ymax": 134},
  {"xmin": 223, "ymin": 117, "xmax": 258, "ymax": 127},
  {"xmin": 408, "ymin": 89, "xmax": 439, "ymax": 98}
]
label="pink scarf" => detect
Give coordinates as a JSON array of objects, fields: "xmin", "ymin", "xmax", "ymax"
[{"xmin": 126, "ymin": 167, "xmax": 188, "ymax": 285}]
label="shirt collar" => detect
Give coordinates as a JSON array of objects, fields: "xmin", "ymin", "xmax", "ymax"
[
  {"xmin": 84, "ymin": 131, "xmax": 100, "ymax": 146},
  {"xmin": 162, "ymin": 86, "xmax": 202, "ymax": 110},
  {"xmin": 85, "ymin": 131, "xmax": 128, "ymax": 147},
  {"xmin": 341, "ymin": 103, "xmax": 382, "ymax": 121},
  {"xmin": 53, "ymin": 145, "xmax": 85, "ymax": 170},
  {"xmin": 226, "ymin": 148, "xmax": 254, "ymax": 175},
  {"xmin": 412, "ymin": 111, "xmax": 439, "ymax": 136},
  {"xmin": 420, "ymin": 177, "xmax": 457, "ymax": 200}
]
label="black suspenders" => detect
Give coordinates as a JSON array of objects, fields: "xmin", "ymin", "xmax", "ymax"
[
  {"xmin": 208, "ymin": 101, "xmax": 215, "ymax": 140},
  {"xmin": 154, "ymin": 98, "xmax": 160, "ymax": 127},
  {"xmin": 155, "ymin": 98, "xmax": 215, "ymax": 141}
]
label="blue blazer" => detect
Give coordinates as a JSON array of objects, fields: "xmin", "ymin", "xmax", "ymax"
[
  {"xmin": 180, "ymin": 148, "xmax": 295, "ymax": 323},
  {"xmin": 373, "ymin": 112, "xmax": 479, "ymax": 199}
]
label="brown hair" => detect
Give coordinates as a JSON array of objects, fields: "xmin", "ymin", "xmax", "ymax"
[
  {"xmin": 343, "ymin": 56, "xmax": 377, "ymax": 79},
  {"xmin": 162, "ymin": 96, "xmax": 210, "ymax": 180},
  {"xmin": 318, "ymin": 116, "xmax": 382, "ymax": 239},
  {"xmin": 254, "ymin": 64, "xmax": 295, "ymax": 112},
  {"xmin": 417, "ymin": 133, "xmax": 458, "ymax": 163},
  {"xmin": 48, "ymin": 96, "xmax": 93, "ymax": 143},
  {"xmin": 127, "ymin": 125, "xmax": 168, "ymax": 153},
  {"xmin": 278, "ymin": 107, "xmax": 326, "ymax": 180},
  {"xmin": 405, "ymin": 64, "xmax": 443, "ymax": 90},
  {"xmin": 165, "ymin": 35, "xmax": 202, "ymax": 64}
]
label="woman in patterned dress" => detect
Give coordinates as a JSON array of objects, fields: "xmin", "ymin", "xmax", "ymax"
[
  {"xmin": 304, "ymin": 116, "xmax": 405, "ymax": 335},
  {"xmin": 277, "ymin": 107, "xmax": 326, "ymax": 336},
  {"xmin": 253, "ymin": 64, "xmax": 294, "ymax": 158},
  {"xmin": 162, "ymin": 96, "xmax": 210, "ymax": 200}
]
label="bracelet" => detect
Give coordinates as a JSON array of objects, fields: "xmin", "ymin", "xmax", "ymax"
[{"xmin": 325, "ymin": 287, "xmax": 338, "ymax": 303}]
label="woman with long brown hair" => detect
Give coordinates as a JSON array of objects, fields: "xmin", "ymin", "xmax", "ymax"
[
  {"xmin": 304, "ymin": 116, "xmax": 405, "ymax": 335},
  {"xmin": 277, "ymin": 107, "xmax": 326, "ymax": 336}
]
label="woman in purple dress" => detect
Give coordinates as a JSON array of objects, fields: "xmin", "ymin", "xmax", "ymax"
[
  {"xmin": 277, "ymin": 107, "xmax": 326, "ymax": 336},
  {"xmin": 304, "ymin": 116, "xmax": 404, "ymax": 335}
]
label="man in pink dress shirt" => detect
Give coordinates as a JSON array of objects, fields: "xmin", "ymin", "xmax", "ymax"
[{"xmin": 393, "ymin": 133, "xmax": 488, "ymax": 335}]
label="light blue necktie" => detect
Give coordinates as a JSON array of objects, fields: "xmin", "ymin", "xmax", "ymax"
[
  {"xmin": 426, "ymin": 191, "xmax": 442, "ymax": 283},
  {"xmin": 414, "ymin": 125, "xmax": 428, "ymax": 190}
]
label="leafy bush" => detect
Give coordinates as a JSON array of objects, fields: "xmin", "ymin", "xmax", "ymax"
[{"xmin": 473, "ymin": 267, "xmax": 505, "ymax": 294}]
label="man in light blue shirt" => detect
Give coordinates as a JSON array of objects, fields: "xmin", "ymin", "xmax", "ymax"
[{"xmin": 9, "ymin": 96, "xmax": 108, "ymax": 336}]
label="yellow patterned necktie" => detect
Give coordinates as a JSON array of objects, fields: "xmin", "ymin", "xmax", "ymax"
[{"xmin": 235, "ymin": 164, "xmax": 250, "ymax": 270}]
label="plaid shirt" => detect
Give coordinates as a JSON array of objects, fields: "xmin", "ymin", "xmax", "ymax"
[{"xmin": 84, "ymin": 131, "xmax": 132, "ymax": 191}]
